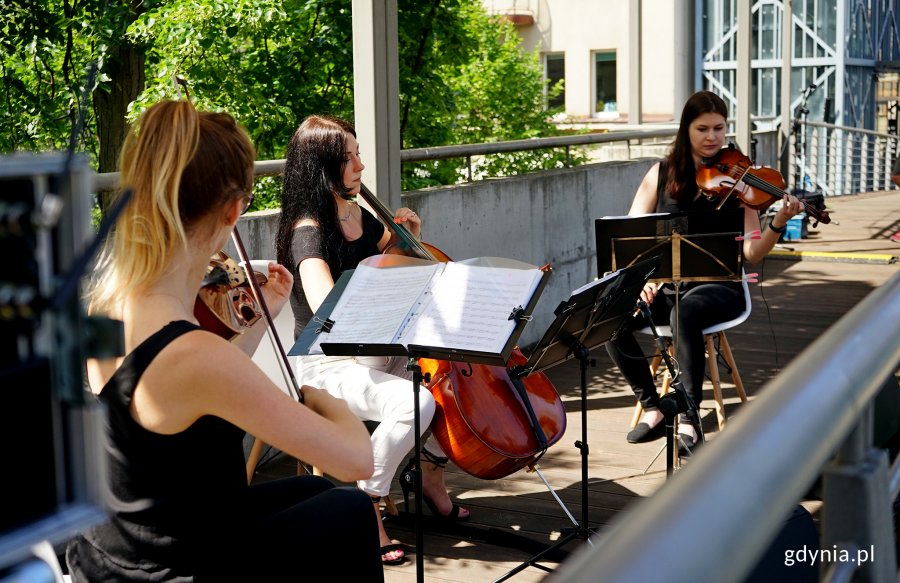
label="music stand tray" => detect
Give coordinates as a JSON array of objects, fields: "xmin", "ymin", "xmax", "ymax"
[
  {"xmin": 290, "ymin": 255, "xmax": 550, "ymax": 366},
  {"xmin": 516, "ymin": 255, "xmax": 663, "ymax": 378}
]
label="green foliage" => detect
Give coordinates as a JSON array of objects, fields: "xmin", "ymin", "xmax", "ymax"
[
  {"xmin": 129, "ymin": 0, "xmax": 355, "ymax": 164},
  {"xmin": 396, "ymin": 2, "xmax": 584, "ymax": 189},
  {"xmin": 0, "ymin": 0, "xmax": 91, "ymax": 153},
  {"xmin": 1, "ymin": 0, "xmax": 585, "ymax": 212}
]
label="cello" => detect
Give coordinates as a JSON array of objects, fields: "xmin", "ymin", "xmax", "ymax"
[{"xmin": 357, "ymin": 184, "xmax": 567, "ymax": 479}]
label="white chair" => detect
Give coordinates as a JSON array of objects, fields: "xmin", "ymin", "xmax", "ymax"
[{"xmin": 629, "ymin": 278, "xmax": 751, "ymax": 431}]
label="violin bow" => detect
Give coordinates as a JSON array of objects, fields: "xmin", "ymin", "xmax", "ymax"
[{"xmin": 231, "ymin": 229, "xmax": 304, "ymax": 404}]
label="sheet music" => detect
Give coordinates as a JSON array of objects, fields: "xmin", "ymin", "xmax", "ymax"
[
  {"xmin": 599, "ymin": 212, "xmax": 670, "ymax": 220},
  {"xmin": 308, "ymin": 262, "xmax": 442, "ymax": 353},
  {"xmin": 396, "ymin": 262, "xmax": 543, "ymax": 353},
  {"xmin": 571, "ymin": 269, "xmax": 622, "ymax": 296}
]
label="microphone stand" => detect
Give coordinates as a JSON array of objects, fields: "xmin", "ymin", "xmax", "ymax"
[{"xmin": 779, "ymin": 84, "xmax": 816, "ymax": 189}]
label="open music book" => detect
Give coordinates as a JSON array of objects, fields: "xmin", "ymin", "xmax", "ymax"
[{"xmin": 289, "ymin": 255, "xmax": 550, "ymax": 365}]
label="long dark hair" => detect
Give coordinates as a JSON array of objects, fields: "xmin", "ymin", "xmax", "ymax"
[
  {"xmin": 276, "ymin": 114, "xmax": 356, "ymax": 272},
  {"xmin": 665, "ymin": 90, "xmax": 728, "ymax": 199}
]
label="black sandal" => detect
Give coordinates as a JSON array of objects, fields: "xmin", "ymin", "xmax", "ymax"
[
  {"xmin": 379, "ymin": 543, "xmax": 407, "ymax": 566},
  {"xmin": 369, "ymin": 495, "xmax": 407, "ymax": 565},
  {"xmin": 399, "ymin": 453, "xmax": 470, "ymax": 522}
]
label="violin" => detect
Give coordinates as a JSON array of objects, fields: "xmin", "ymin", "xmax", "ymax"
[
  {"xmin": 194, "ymin": 251, "xmax": 266, "ymax": 339},
  {"xmin": 357, "ymin": 184, "xmax": 566, "ymax": 479},
  {"xmin": 696, "ymin": 145, "xmax": 833, "ymax": 227}
]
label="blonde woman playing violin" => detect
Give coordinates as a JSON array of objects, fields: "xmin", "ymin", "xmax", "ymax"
[
  {"xmin": 67, "ymin": 100, "xmax": 383, "ymax": 582},
  {"xmin": 607, "ymin": 90, "xmax": 802, "ymax": 452}
]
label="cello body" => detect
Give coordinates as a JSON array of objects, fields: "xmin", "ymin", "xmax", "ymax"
[
  {"xmin": 358, "ymin": 183, "xmax": 567, "ymax": 479},
  {"xmin": 420, "ymin": 350, "xmax": 567, "ymax": 480}
]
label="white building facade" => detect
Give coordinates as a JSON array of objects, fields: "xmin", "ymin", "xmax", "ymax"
[{"xmin": 484, "ymin": 0, "xmax": 900, "ymax": 130}]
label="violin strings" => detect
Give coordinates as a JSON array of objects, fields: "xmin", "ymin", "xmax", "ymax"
[{"xmin": 725, "ymin": 164, "xmax": 823, "ymax": 220}]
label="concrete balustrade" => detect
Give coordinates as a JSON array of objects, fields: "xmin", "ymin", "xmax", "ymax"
[{"xmin": 229, "ymin": 158, "xmax": 657, "ymax": 347}]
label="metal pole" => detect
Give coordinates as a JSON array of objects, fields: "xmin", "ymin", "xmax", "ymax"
[
  {"xmin": 736, "ymin": 0, "xmax": 752, "ymax": 152},
  {"xmin": 779, "ymin": 0, "xmax": 793, "ymax": 178},
  {"xmin": 629, "ymin": 0, "xmax": 642, "ymax": 125}
]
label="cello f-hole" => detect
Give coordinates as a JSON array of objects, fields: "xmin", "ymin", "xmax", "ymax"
[{"xmin": 461, "ymin": 363, "xmax": 474, "ymax": 377}]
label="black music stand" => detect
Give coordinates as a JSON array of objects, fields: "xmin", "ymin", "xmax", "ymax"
[
  {"xmin": 595, "ymin": 210, "xmax": 744, "ymax": 475},
  {"xmin": 493, "ymin": 256, "xmax": 661, "ymax": 582},
  {"xmin": 595, "ymin": 210, "xmax": 744, "ymax": 284},
  {"xmin": 289, "ymin": 255, "xmax": 549, "ymax": 583}
]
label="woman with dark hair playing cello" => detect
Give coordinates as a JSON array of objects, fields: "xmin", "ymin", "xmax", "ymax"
[
  {"xmin": 67, "ymin": 100, "xmax": 383, "ymax": 581},
  {"xmin": 606, "ymin": 90, "xmax": 804, "ymax": 453},
  {"xmin": 276, "ymin": 114, "xmax": 470, "ymax": 567}
]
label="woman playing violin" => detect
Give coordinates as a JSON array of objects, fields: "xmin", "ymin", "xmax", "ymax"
[
  {"xmin": 67, "ymin": 100, "xmax": 382, "ymax": 581},
  {"xmin": 607, "ymin": 90, "xmax": 803, "ymax": 451},
  {"xmin": 275, "ymin": 115, "xmax": 470, "ymax": 567}
]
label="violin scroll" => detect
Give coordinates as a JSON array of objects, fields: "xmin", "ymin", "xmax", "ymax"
[{"xmin": 194, "ymin": 251, "xmax": 267, "ymax": 340}]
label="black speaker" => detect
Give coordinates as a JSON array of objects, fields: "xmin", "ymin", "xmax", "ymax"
[{"xmin": 743, "ymin": 505, "xmax": 819, "ymax": 583}]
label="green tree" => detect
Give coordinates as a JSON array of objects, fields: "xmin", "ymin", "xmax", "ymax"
[
  {"xmin": 1, "ymin": 0, "xmax": 581, "ymax": 208},
  {"xmin": 401, "ymin": 3, "xmax": 576, "ymax": 188},
  {"xmin": 128, "ymin": 0, "xmax": 356, "ymax": 162}
]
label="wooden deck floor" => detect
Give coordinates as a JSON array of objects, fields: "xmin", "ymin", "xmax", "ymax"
[{"xmin": 252, "ymin": 190, "xmax": 900, "ymax": 582}]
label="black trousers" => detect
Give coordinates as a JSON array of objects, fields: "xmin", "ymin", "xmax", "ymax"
[
  {"xmin": 607, "ymin": 283, "xmax": 744, "ymax": 414},
  {"xmin": 199, "ymin": 476, "xmax": 384, "ymax": 582}
]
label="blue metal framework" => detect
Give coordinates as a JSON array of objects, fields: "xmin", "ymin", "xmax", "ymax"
[{"xmin": 700, "ymin": 0, "xmax": 900, "ymax": 129}]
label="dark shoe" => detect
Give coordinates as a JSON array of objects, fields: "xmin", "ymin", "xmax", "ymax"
[
  {"xmin": 379, "ymin": 543, "xmax": 407, "ymax": 566},
  {"xmin": 626, "ymin": 419, "xmax": 665, "ymax": 443},
  {"xmin": 399, "ymin": 457, "xmax": 469, "ymax": 522},
  {"xmin": 677, "ymin": 420, "xmax": 702, "ymax": 456},
  {"xmin": 399, "ymin": 459, "xmax": 417, "ymax": 509},
  {"xmin": 678, "ymin": 434, "xmax": 703, "ymax": 457},
  {"xmin": 369, "ymin": 495, "xmax": 407, "ymax": 565}
]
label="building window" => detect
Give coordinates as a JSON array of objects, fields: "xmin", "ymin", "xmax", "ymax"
[
  {"xmin": 595, "ymin": 51, "xmax": 617, "ymax": 114},
  {"xmin": 545, "ymin": 53, "xmax": 565, "ymax": 109}
]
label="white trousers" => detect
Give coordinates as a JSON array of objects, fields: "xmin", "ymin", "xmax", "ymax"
[{"xmin": 294, "ymin": 354, "xmax": 444, "ymax": 497}]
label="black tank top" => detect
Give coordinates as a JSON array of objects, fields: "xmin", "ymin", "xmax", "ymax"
[
  {"xmin": 655, "ymin": 160, "xmax": 744, "ymax": 295},
  {"xmin": 67, "ymin": 320, "xmax": 247, "ymax": 582},
  {"xmin": 288, "ymin": 208, "xmax": 386, "ymax": 339}
]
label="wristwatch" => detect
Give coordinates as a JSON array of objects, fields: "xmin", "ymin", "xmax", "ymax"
[{"xmin": 769, "ymin": 222, "xmax": 787, "ymax": 234}]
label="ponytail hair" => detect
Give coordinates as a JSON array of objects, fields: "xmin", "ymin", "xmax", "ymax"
[{"xmin": 88, "ymin": 100, "xmax": 255, "ymax": 313}]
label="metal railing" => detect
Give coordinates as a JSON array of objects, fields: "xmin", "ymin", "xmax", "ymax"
[
  {"xmin": 93, "ymin": 127, "xmax": 680, "ymax": 192},
  {"xmin": 93, "ymin": 121, "xmax": 896, "ymax": 200},
  {"xmin": 400, "ymin": 128, "xmax": 677, "ymax": 181},
  {"xmin": 554, "ymin": 272, "xmax": 900, "ymax": 583},
  {"xmin": 791, "ymin": 120, "xmax": 900, "ymax": 196}
]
